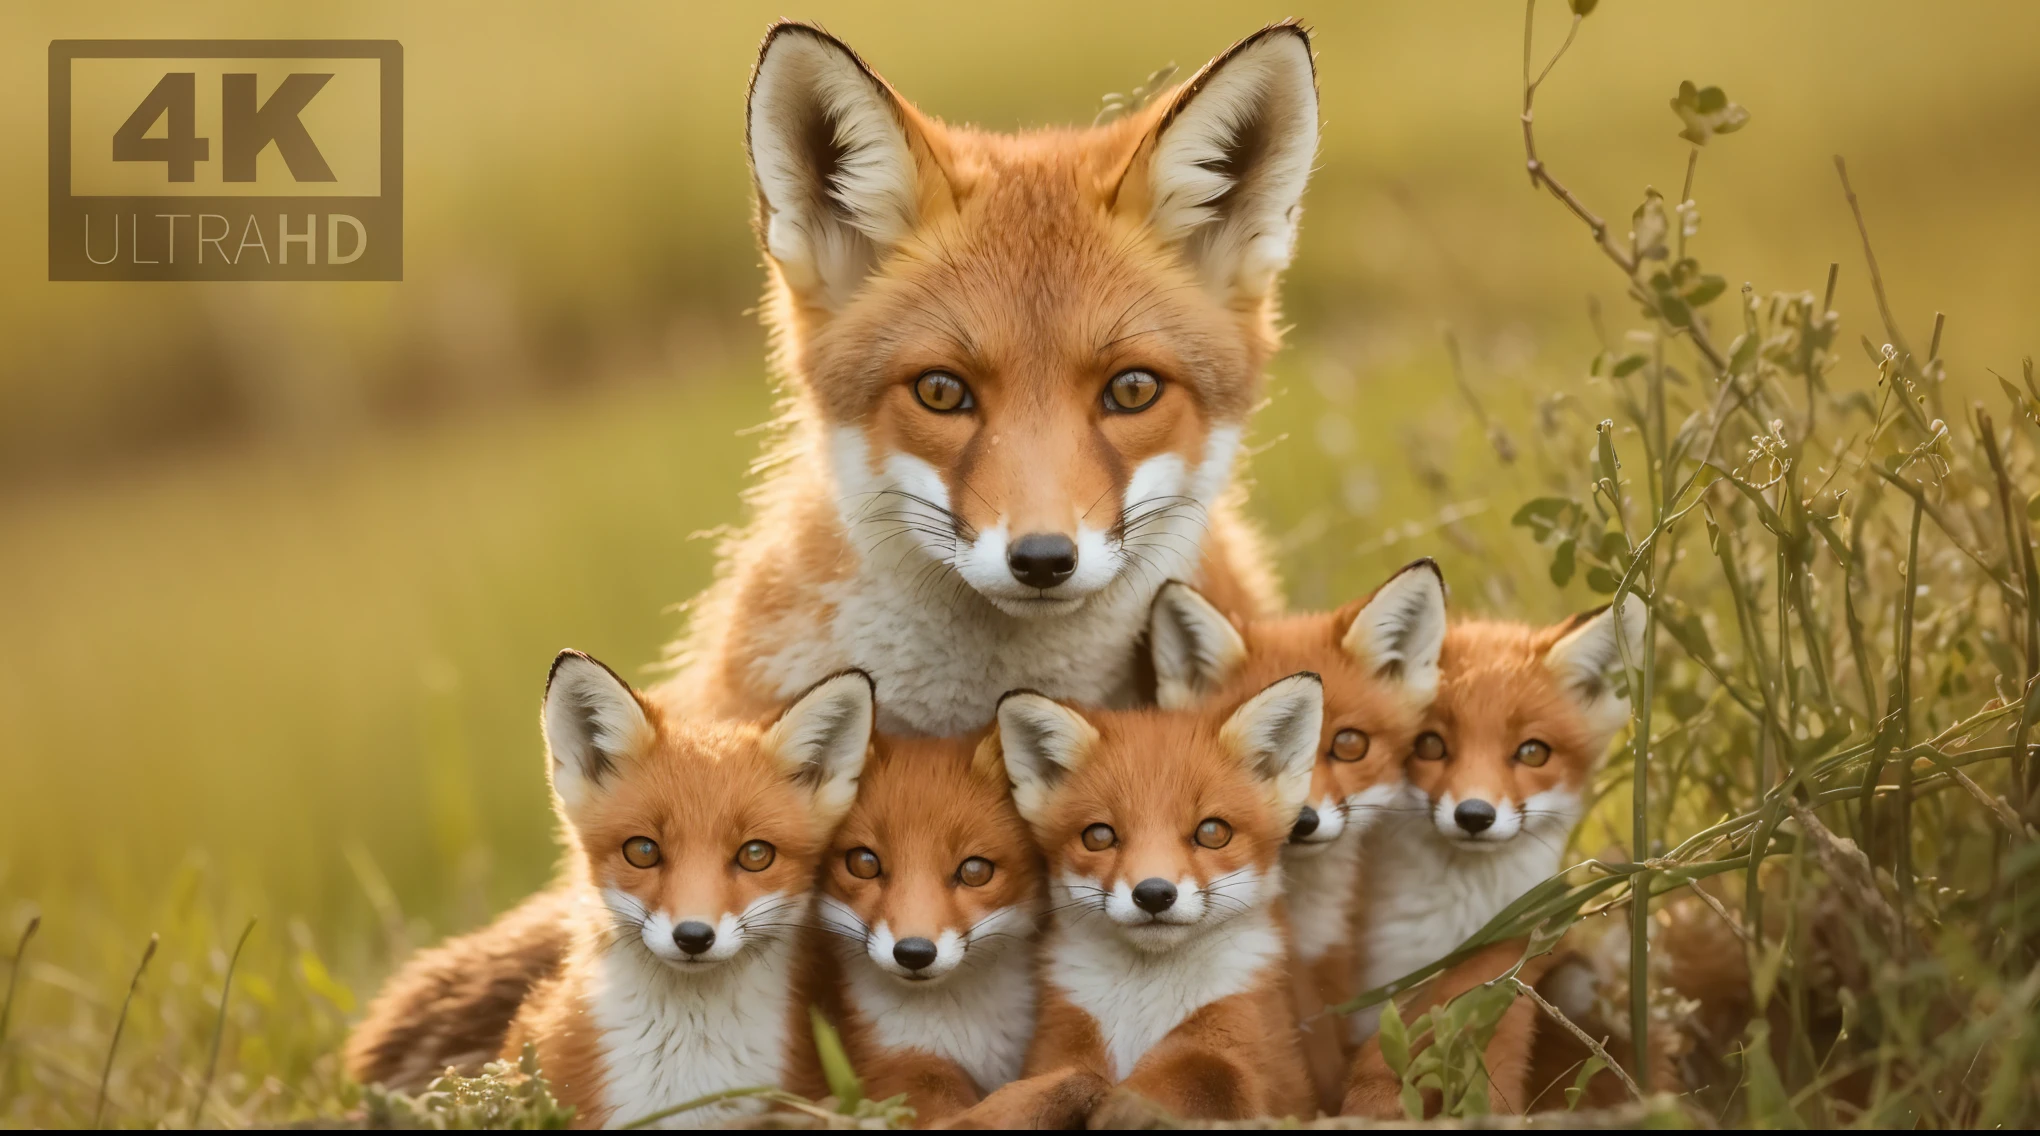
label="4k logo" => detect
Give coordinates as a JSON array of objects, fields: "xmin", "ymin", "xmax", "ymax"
[{"xmin": 50, "ymin": 41, "xmax": 402, "ymax": 281}]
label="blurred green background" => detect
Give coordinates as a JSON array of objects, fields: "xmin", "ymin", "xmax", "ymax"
[{"xmin": 2, "ymin": 0, "xmax": 2038, "ymax": 1063}]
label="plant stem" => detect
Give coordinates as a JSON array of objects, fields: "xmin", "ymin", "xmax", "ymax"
[
  {"xmin": 190, "ymin": 920, "xmax": 256, "ymax": 1128},
  {"xmin": 93, "ymin": 933, "xmax": 157, "ymax": 1129}
]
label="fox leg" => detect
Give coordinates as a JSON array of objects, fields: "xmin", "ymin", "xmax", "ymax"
[{"xmin": 942, "ymin": 1068, "xmax": 1107, "ymax": 1130}]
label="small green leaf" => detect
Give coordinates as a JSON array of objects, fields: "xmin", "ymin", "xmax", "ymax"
[
  {"xmin": 1611, "ymin": 353, "xmax": 1648, "ymax": 377},
  {"xmin": 1400, "ymin": 1082, "xmax": 1427, "ymax": 1120},
  {"xmin": 1569, "ymin": 0, "xmax": 1598, "ymax": 15},
  {"xmin": 1511, "ymin": 496, "xmax": 1575, "ymax": 541},
  {"xmin": 808, "ymin": 1005, "xmax": 863, "ymax": 1108},
  {"xmin": 1550, "ymin": 537, "xmax": 1577, "ymax": 587},
  {"xmin": 1566, "ymin": 1054, "xmax": 1608, "ymax": 1110},
  {"xmin": 1670, "ymin": 80, "xmax": 1751, "ymax": 145},
  {"xmin": 1377, "ymin": 1000, "xmax": 1412, "ymax": 1078},
  {"xmin": 1686, "ymin": 274, "xmax": 1727, "ymax": 306},
  {"xmin": 1585, "ymin": 566, "xmax": 1620, "ymax": 594}
]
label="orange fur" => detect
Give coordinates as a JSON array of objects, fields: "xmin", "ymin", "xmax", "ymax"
[
  {"xmin": 790, "ymin": 734, "xmax": 1045, "ymax": 1126},
  {"xmin": 1342, "ymin": 610, "xmax": 1644, "ymax": 1119},
  {"xmin": 959, "ymin": 686, "xmax": 1320, "ymax": 1126},
  {"xmin": 491, "ymin": 658, "xmax": 868, "ymax": 1129}
]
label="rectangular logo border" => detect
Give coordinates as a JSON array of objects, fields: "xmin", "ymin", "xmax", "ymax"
[{"xmin": 49, "ymin": 39, "xmax": 403, "ymax": 280}]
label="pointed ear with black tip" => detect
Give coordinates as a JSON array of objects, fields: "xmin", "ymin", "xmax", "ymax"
[
  {"xmin": 1117, "ymin": 22, "xmax": 1319, "ymax": 301},
  {"xmin": 543, "ymin": 650, "xmax": 656, "ymax": 814},
  {"xmin": 766, "ymin": 670, "xmax": 876, "ymax": 827},
  {"xmin": 1218, "ymin": 672, "xmax": 1323, "ymax": 818},
  {"xmin": 1150, "ymin": 581, "xmax": 1248, "ymax": 709},
  {"xmin": 996, "ymin": 691, "xmax": 1101, "ymax": 827},
  {"xmin": 1339, "ymin": 558, "xmax": 1448, "ymax": 707},
  {"xmin": 747, "ymin": 23, "xmax": 937, "ymax": 311},
  {"xmin": 1543, "ymin": 600, "xmax": 1649, "ymax": 747}
]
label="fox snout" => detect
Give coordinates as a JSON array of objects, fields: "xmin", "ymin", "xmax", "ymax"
[{"xmin": 624, "ymin": 892, "xmax": 794, "ymax": 968}]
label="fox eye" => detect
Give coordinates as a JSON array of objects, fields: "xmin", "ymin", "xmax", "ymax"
[
  {"xmin": 1081, "ymin": 823, "xmax": 1117, "ymax": 851},
  {"xmin": 1194, "ymin": 818, "xmax": 1233, "ymax": 849},
  {"xmin": 958, "ymin": 857, "xmax": 995, "ymax": 887},
  {"xmin": 1515, "ymin": 739, "xmax": 1552, "ymax": 767},
  {"xmin": 845, "ymin": 847, "xmax": 881, "ymax": 879},
  {"xmin": 621, "ymin": 836, "xmax": 661, "ymax": 869},
  {"xmin": 913, "ymin": 371, "xmax": 973, "ymax": 413},
  {"xmin": 736, "ymin": 840, "xmax": 776, "ymax": 872},
  {"xmin": 1329, "ymin": 728, "xmax": 1370, "ymax": 762},
  {"xmin": 1414, "ymin": 731, "xmax": 1448, "ymax": 761},
  {"xmin": 1103, "ymin": 370, "xmax": 1161, "ymax": 412}
]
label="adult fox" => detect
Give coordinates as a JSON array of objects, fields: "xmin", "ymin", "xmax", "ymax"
[{"xmin": 347, "ymin": 19, "xmax": 1321, "ymax": 1090}]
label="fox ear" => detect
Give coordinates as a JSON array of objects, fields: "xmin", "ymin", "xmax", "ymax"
[
  {"xmin": 1340, "ymin": 558, "xmax": 1448, "ymax": 706},
  {"xmin": 996, "ymin": 691, "xmax": 1101, "ymax": 826},
  {"xmin": 1150, "ymin": 581, "xmax": 1248, "ymax": 709},
  {"xmin": 543, "ymin": 651, "xmax": 655, "ymax": 813},
  {"xmin": 1544, "ymin": 601, "xmax": 1648, "ymax": 746},
  {"xmin": 1121, "ymin": 22, "xmax": 1318, "ymax": 301},
  {"xmin": 767, "ymin": 670, "xmax": 876, "ymax": 825},
  {"xmin": 1219, "ymin": 672, "xmax": 1322, "ymax": 817},
  {"xmin": 748, "ymin": 23, "xmax": 928, "ymax": 311}
]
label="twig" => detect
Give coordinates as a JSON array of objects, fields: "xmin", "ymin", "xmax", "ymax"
[
  {"xmin": 1834, "ymin": 156, "xmax": 1915, "ymax": 364},
  {"xmin": 1511, "ymin": 978, "xmax": 1647, "ymax": 1103},
  {"xmin": 94, "ymin": 933, "xmax": 158, "ymax": 1128},
  {"xmin": 0, "ymin": 916, "xmax": 40, "ymax": 1053},
  {"xmin": 190, "ymin": 920, "xmax": 257, "ymax": 1128}
]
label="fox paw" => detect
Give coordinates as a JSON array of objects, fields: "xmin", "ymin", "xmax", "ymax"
[{"xmin": 1086, "ymin": 1087, "xmax": 1173, "ymax": 1130}]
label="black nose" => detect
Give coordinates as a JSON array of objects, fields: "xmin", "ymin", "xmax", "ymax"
[
  {"xmin": 1290, "ymin": 805, "xmax": 1320, "ymax": 841},
  {"xmin": 1131, "ymin": 877, "xmax": 1178, "ymax": 913},
  {"xmin": 1453, "ymin": 799, "xmax": 1497, "ymax": 834},
  {"xmin": 1008, "ymin": 533, "xmax": 1077, "ymax": 589},
  {"xmin": 892, "ymin": 937, "xmax": 938, "ymax": 971},
  {"xmin": 673, "ymin": 921, "xmax": 716, "ymax": 955}
]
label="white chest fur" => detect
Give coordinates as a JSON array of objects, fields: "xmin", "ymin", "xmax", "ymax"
[
  {"xmin": 840, "ymin": 942, "xmax": 1037, "ymax": 1092},
  {"xmin": 1356, "ymin": 820, "xmax": 1562, "ymax": 995},
  {"xmin": 1283, "ymin": 830, "xmax": 1363, "ymax": 964},
  {"xmin": 1045, "ymin": 908, "xmax": 1285, "ymax": 1081},
  {"xmin": 588, "ymin": 938, "xmax": 796, "ymax": 1129}
]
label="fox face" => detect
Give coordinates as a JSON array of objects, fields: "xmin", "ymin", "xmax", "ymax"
[
  {"xmin": 818, "ymin": 734, "xmax": 1042, "ymax": 984},
  {"xmin": 1149, "ymin": 561, "xmax": 1448, "ymax": 853},
  {"xmin": 746, "ymin": 23, "xmax": 1318, "ymax": 616},
  {"xmin": 996, "ymin": 674, "xmax": 1321, "ymax": 953},
  {"xmin": 542, "ymin": 654, "xmax": 873, "ymax": 969},
  {"xmin": 1404, "ymin": 604, "xmax": 1647, "ymax": 852}
]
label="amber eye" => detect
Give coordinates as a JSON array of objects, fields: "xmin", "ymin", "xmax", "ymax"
[
  {"xmin": 1330, "ymin": 728, "xmax": 1370, "ymax": 762},
  {"xmin": 736, "ymin": 840, "xmax": 776, "ymax": 872},
  {"xmin": 1081, "ymin": 823, "xmax": 1117, "ymax": 851},
  {"xmin": 1515, "ymin": 739, "xmax": 1552, "ymax": 768},
  {"xmin": 845, "ymin": 847, "xmax": 881, "ymax": 879},
  {"xmin": 622, "ymin": 836, "xmax": 661, "ymax": 869},
  {"xmin": 1414, "ymin": 731, "xmax": 1448, "ymax": 761},
  {"xmin": 913, "ymin": 371, "xmax": 973, "ymax": 413},
  {"xmin": 1103, "ymin": 370, "xmax": 1161, "ymax": 412},
  {"xmin": 1194, "ymin": 818, "xmax": 1233, "ymax": 849},
  {"xmin": 958, "ymin": 857, "xmax": 995, "ymax": 887}
]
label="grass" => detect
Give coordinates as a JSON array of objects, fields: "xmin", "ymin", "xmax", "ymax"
[{"xmin": 6, "ymin": 0, "xmax": 2040, "ymax": 1127}]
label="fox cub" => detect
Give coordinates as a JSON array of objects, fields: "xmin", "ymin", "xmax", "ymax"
[
  {"xmin": 790, "ymin": 734, "xmax": 1044, "ymax": 1123},
  {"xmin": 1147, "ymin": 560, "xmax": 1448, "ymax": 1107},
  {"xmin": 498, "ymin": 654, "xmax": 873, "ymax": 1129},
  {"xmin": 955, "ymin": 675, "xmax": 1326, "ymax": 1126},
  {"xmin": 1341, "ymin": 603, "xmax": 1646, "ymax": 1118}
]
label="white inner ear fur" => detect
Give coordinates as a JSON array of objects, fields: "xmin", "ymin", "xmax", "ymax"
[
  {"xmin": 749, "ymin": 28, "xmax": 917, "ymax": 309},
  {"xmin": 1147, "ymin": 27, "xmax": 1318, "ymax": 300},
  {"xmin": 1150, "ymin": 581, "xmax": 1248, "ymax": 710},
  {"xmin": 1341, "ymin": 562, "xmax": 1448, "ymax": 706},
  {"xmin": 996, "ymin": 694, "xmax": 1101, "ymax": 826},
  {"xmin": 768, "ymin": 671, "xmax": 876, "ymax": 825},
  {"xmin": 543, "ymin": 652, "xmax": 655, "ymax": 813},
  {"xmin": 1544, "ymin": 600, "xmax": 1650, "ymax": 747},
  {"xmin": 1218, "ymin": 673, "xmax": 1323, "ymax": 817}
]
